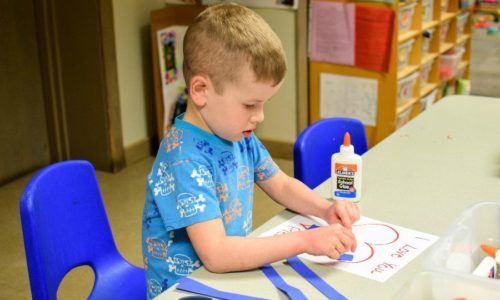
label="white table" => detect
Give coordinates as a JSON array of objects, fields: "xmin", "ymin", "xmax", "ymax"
[{"xmin": 157, "ymin": 95, "xmax": 500, "ymax": 299}]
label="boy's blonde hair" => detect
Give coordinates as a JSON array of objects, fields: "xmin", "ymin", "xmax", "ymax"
[{"xmin": 183, "ymin": 3, "xmax": 287, "ymax": 94}]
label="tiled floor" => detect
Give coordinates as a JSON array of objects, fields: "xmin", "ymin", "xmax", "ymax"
[{"xmin": 0, "ymin": 156, "xmax": 292, "ymax": 299}]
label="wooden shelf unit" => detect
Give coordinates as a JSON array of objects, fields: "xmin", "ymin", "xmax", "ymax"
[{"xmin": 308, "ymin": 0, "xmax": 473, "ymax": 147}]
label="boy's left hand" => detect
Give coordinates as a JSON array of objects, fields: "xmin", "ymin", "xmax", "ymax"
[{"xmin": 323, "ymin": 200, "xmax": 360, "ymax": 229}]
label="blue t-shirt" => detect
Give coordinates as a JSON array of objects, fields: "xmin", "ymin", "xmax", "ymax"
[{"xmin": 142, "ymin": 114, "xmax": 279, "ymax": 299}]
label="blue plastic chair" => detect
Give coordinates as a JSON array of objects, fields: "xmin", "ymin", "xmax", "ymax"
[
  {"xmin": 294, "ymin": 117, "xmax": 368, "ymax": 189},
  {"xmin": 19, "ymin": 160, "xmax": 146, "ymax": 300}
]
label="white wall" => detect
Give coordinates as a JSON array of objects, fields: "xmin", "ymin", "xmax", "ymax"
[
  {"xmin": 113, "ymin": 0, "xmax": 165, "ymax": 147},
  {"xmin": 113, "ymin": 2, "xmax": 298, "ymax": 147}
]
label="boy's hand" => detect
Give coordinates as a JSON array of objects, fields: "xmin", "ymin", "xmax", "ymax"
[
  {"xmin": 323, "ymin": 200, "xmax": 360, "ymax": 229},
  {"xmin": 304, "ymin": 224, "xmax": 357, "ymax": 259}
]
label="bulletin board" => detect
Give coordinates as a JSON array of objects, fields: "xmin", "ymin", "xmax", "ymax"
[{"xmin": 151, "ymin": 5, "xmax": 206, "ymax": 140}]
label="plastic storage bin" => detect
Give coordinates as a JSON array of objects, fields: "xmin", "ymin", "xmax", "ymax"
[
  {"xmin": 422, "ymin": 0, "xmax": 434, "ymax": 23},
  {"xmin": 456, "ymin": 64, "xmax": 466, "ymax": 78},
  {"xmin": 394, "ymin": 271, "xmax": 499, "ymax": 300},
  {"xmin": 441, "ymin": 0, "xmax": 450, "ymax": 13},
  {"xmin": 456, "ymin": 12, "xmax": 469, "ymax": 36},
  {"xmin": 399, "ymin": 3, "xmax": 417, "ymax": 32},
  {"xmin": 398, "ymin": 38, "xmax": 415, "ymax": 68},
  {"xmin": 440, "ymin": 47, "xmax": 465, "ymax": 80},
  {"xmin": 420, "ymin": 59, "xmax": 434, "ymax": 85},
  {"xmin": 398, "ymin": 72, "xmax": 418, "ymax": 105},
  {"xmin": 424, "ymin": 202, "xmax": 500, "ymax": 297},
  {"xmin": 440, "ymin": 20, "xmax": 450, "ymax": 43},
  {"xmin": 420, "ymin": 89, "xmax": 436, "ymax": 112},
  {"xmin": 421, "ymin": 28, "xmax": 435, "ymax": 55},
  {"xmin": 396, "ymin": 106, "xmax": 412, "ymax": 129}
]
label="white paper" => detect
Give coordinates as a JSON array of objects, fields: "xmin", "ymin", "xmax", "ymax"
[
  {"xmin": 259, "ymin": 215, "xmax": 438, "ymax": 282},
  {"xmin": 157, "ymin": 26, "xmax": 188, "ymax": 132},
  {"xmin": 320, "ymin": 73, "xmax": 378, "ymax": 126}
]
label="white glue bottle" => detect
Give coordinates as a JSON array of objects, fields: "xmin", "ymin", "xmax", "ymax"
[{"xmin": 331, "ymin": 132, "xmax": 362, "ymax": 203}]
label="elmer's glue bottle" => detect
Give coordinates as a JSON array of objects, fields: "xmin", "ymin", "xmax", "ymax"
[{"xmin": 331, "ymin": 132, "xmax": 362, "ymax": 203}]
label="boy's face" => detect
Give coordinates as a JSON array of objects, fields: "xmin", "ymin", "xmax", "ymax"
[{"xmin": 198, "ymin": 66, "xmax": 282, "ymax": 142}]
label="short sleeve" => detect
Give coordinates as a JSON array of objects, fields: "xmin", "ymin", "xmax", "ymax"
[
  {"xmin": 250, "ymin": 135, "xmax": 279, "ymax": 182},
  {"xmin": 149, "ymin": 159, "xmax": 222, "ymax": 231}
]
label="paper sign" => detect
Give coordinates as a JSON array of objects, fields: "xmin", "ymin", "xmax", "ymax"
[
  {"xmin": 320, "ymin": 73, "xmax": 378, "ymax": 126},
  {"xmin": 260, "ymin": 215, "xmax": 438, "ymax": 282},
  {"xmin": 309, "ymin": 2, "xmax": 355, "ymax": 65}
]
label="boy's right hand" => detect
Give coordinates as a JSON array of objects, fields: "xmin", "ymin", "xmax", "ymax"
[{"xmin": 304, "ymin": 224, "xmax": 357, "ymax": 259}]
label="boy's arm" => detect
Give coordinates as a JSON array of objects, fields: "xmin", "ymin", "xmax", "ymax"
[
  {"xmin": 187, "ymin": 217, "xmax": 355, "ymax": 273},
  {"xmin": 257, "ymin": 170, "xmax": 359, "ymax": 228}
]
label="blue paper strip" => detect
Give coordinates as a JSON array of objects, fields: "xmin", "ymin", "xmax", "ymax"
[
  {"xmin": 286, "ymin": 256, "xmax": 347, "ymax": 300},
  {"xmin": 176, "ymin": 277, "xmax": 267, "ymax": 300},
  {"xmin": 260, "ymin": 264, "xmax": 307, "ymax": 300}
]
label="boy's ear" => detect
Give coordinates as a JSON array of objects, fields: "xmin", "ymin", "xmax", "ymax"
[{"xmin": 189, "ymin": 75, "xmax": 210, "ymax": 107}]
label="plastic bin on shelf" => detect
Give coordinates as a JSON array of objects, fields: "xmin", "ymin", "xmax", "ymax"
[
  {"xmin": 420, "ymin": 59, "xmax": 434, "ymax": 85},
  {"xmin": 399, "ymin": 3, "xmax": 417, "ymax": 32},
  {"xmin": 424, "ymin": 202, "xmax": 500, "ymax": 298},
  {"xmin": 456, "ymin": 12, "xmax": 469, "ymax": 36},
  {"xmin": 440, "ymin": 47, "xmax": 465, "ymax": 80},
  {"xmin": 397, "ymin": 72, "xmax": 418, "ymax": 105},
  {"xmin": 421, "ymin": 28, "xmax": 435, "ymax": 55},
  {"xmin": 398, "ymin": 38, "xmax": 415, "ymax": 68},
  {"xmin": 441, "ymin": 0, "xmax": 450, "ymax": 13},
  {"xmin": 422, "ymin": 0, "xmax": 434, "ymax": 23},
  {"xmin": 456, "ymin": 64, "xmax": 466, "ymax": 79},
  {"xmin": 396, "ymin": 105, "xmax": 412, "ymax": 129},
  {"xmin": 394, "ymin": 271, "xmax": 499, "ymax": 300},
  {"xmin": 440, "ymin": 20, "xmax": 450, "ymax": 43},
  {"xmin": 419, "ymin": 89, "xmax": 436, "ymax": 112}
]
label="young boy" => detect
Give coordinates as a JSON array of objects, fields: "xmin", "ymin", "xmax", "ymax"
[{"xmin": 142, "ymin": 3, "xmax": 360, "ymax": 298}]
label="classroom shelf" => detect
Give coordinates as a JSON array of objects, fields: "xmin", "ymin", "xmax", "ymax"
[{"xmin": 308, "ymin": 0, "xmax": 473, "ymax": 147}]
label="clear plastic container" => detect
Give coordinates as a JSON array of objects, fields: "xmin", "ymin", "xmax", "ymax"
[
  {"xmin": 398, "ymin": 38, "xmax": 415, "ymax": 68},
  {"xmin": 396, "ymin": 106, "xmax": 412, "ymax": 129},
  {"xmin": 456, "ymin": 12, "xmax": 469, "ymax": 36},
  {"xmin": 420, "ymin": 59, "xmax": 434, "ymax": 85},
  {"xmin": 440, "ymin": 20, "xmax": 450, "ymax": 43},
  {"xmin": 399, "ymin": 3, "xmax": 417, "ymax": 32},
  {"xmin": 440, "ymin": 47, "xmax": 465, "ymax": 80},
  {"xmin": 397, "ymin": 72, "xmax": 418, "ymax": 105},
  {"xmin": 424, "ymin": 202, "xmax": 500, "ymax": 297},
  {"xmin": 419, "ymin": 89, "xmax": 436, "ymax": 112},
  {"xmin": 394, "ymin": 271, "xmax": 500, "ymax": 300},
  {"xmin": 422, "ymin": 0, "xmax": 434, "ymax": 23},
  {"xmin": 421, "ymin": 28, "xmax": 435, "ymax": 55}
]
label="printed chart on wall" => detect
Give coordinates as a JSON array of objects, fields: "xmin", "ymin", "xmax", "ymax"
[
  {"xmin": 260, "ymin": 215, "xmax": 438, "ymax": 282},
  {"xmin": 157, "ymin": 25, "xmax": 189, "ymax": 131},
  {"xmin": 320, "ymin": 73, "xmax": 378, "ymax": 126}
]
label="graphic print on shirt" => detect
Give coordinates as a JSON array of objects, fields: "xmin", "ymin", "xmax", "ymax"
[
  {"xmin": 218, "ymin": 151, "xmax": 238, "ymax": 176},
  {"xmin": 223, "ymin": 197, "xmax": 242, "ymax": 224},
  {"xmin": 165, "ymin": 127, "xmax": 183, "ymax": 152},
  {"xmin": 237, "ymin": 165, "xmax": 252, "ymax": 190},
  {"xmin": 190, "ymin": 165, "xmax": 214, "ymax": 188},
  {"xmin": 146, "ymin": 237, "xmax": 169, "ymax": 260},
  {"xmin": 153, "ymin": 162, "xmax": 175, "ymax": 196},
  {"xmin": 143, "ymin": 203, "xmax": 160, "ymax": 229},
  {"xmin": 195, "ymin": 139, "xmax": 214, "ymax": 156},
  {"xmin": 176, "ymin": 193, "xmax": 206, "ymax": 217},
  {"xmin": 147, "ymin": 279, "xmax": 164, "ymax": 299},
  {"xmin": 243, "ymin": 211, "xmax": 252, "ymax": 235},
  {"xmin": 255, "ymin": 157, "xmax": 278, "ymax": 180},
  {"xmin": 215, "ymin": 182, "xmax": 228, "ymax": 202},
  {"xmin": 238, "ymin": 140, "xmax": 252, "ymax": 153},
  {"xmin": 166, "ymin": 253, "xmax": 201, "ymax": 276}
]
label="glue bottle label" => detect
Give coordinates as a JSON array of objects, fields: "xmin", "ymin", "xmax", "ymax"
[{"xmin": 333, "ymin": 163, "xmax": 357, "ymax": 198}]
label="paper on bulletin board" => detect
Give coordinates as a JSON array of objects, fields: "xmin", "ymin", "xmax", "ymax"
[
  {"xmin": 259, "ymin": 215, "xmax": 438, "ymax": 282},
  {"xmin": 157, "ymin": 26, "xmax": 189, "ymax": 132},
  {"xmin": 309, "ymin": 1, "xmax": 355, "ymax": 65},
  {"xmin": 320, "ymin": 73, "xmax": 378, "ymax": 126}
]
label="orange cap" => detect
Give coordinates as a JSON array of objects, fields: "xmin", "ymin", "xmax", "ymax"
[
  {"xmin": 343, "ymin": 132, "xmax": 351, "ymax": 147},
  {"xmin": 480, "ymin": 244, "xmax": 497, "ymax": 257}
]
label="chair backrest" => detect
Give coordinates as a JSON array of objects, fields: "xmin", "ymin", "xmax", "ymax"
[
  {"xmin": 293, "ymin": 117, "xmax": 368, "ymax": 189},
  {"xmin": 20, "ymin": 160, "xmax": 145, "ymax": 300}
]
